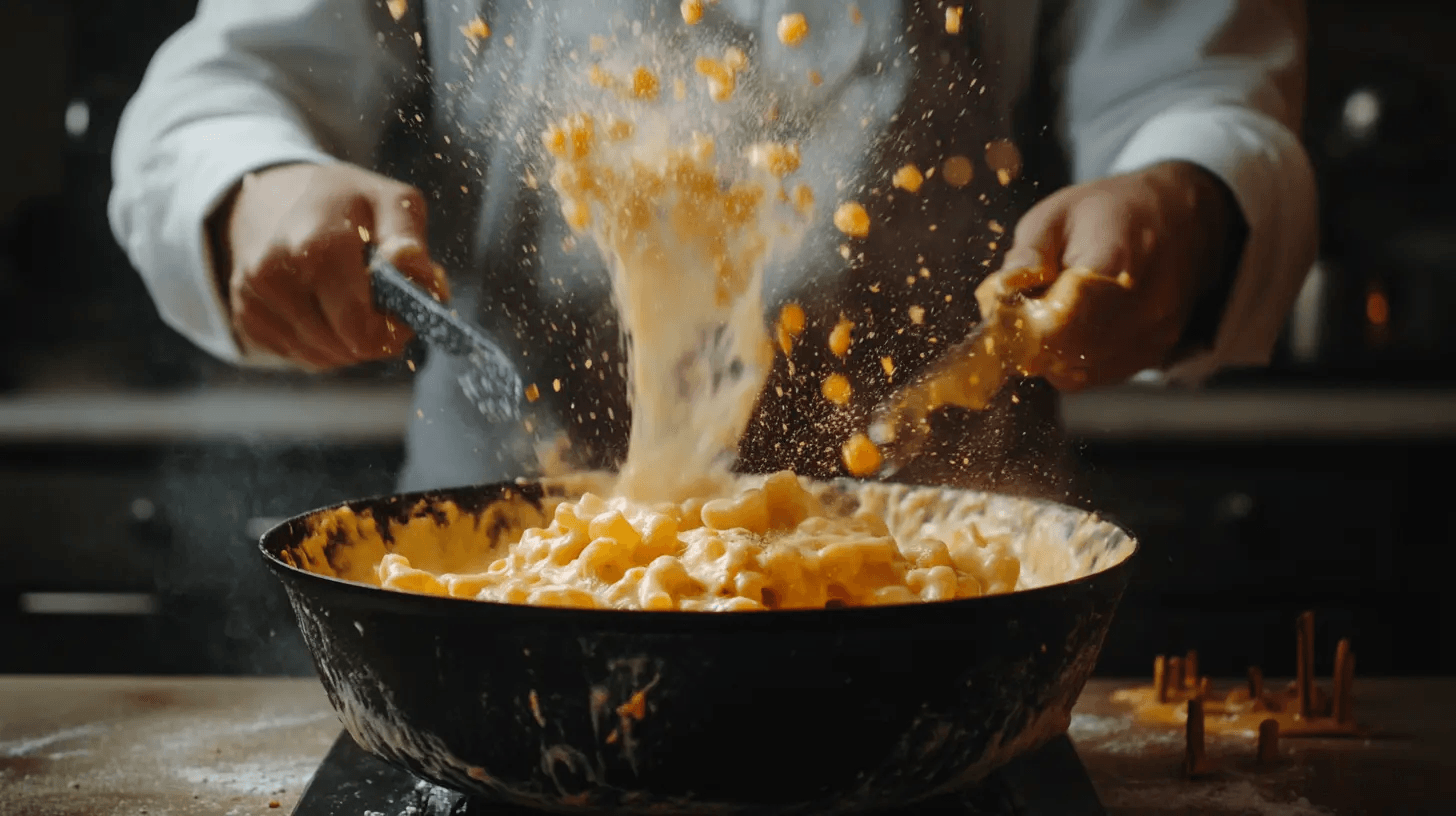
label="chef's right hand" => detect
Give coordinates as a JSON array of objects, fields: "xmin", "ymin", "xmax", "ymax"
[{"xmin": 210, "ymin": 162, "xmax": 449, "ymax": 370}]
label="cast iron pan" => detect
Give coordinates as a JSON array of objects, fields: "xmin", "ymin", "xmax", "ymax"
[{"xmin": 259, "ymin": 480, "xmax": 1136, "ymax": 815}]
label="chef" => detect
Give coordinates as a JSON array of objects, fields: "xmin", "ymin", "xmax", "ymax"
[{"xmin": 109, "ymin": 0, "xmax": 1316, "ymax": 501}]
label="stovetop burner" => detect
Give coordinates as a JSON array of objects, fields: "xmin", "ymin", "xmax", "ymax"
[{"xmin": 292, "ymin": 732, "xmax": 1104, "ymax": 815}]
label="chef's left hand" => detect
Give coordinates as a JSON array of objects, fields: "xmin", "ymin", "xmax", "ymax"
[{"xmin": 976, "ymin": 161, "xmax": 1238, "ymax": 391}]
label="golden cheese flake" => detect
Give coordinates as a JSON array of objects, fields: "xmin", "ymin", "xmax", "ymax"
[
  {"xmin": 386, "ymin": 0, "xmax": 408, "ymax": 22},
  {"xmin": 792, "ymin": 183, "xmax": 814, "ymax": 214},
  {"xmin": 589, "ymin": 35, "xmax": 609, "ymax": 53},
  {"xmin": 694, "ymin": 56, "xmax": 736, "ymax": 102},
  {"xmin": 356, "ymin": 224, "xmax": 371, "ymax": 243},
  {"xmin": 524, "ymin": 383, "xmax": 540, "ymax": 402},
  {"xmin": 839, "ymin": 244, "xmax": 852, "ymax": 260},
  {"xmin": 588, "ymin": 64, "xmax": 612, "ymax": 89},
  {"xmin": 985, "ymin": 139, "xmax": 1023, "ymax": 184},
  {"xmin": 942, "ymin": 155, "xmax": 973, "ymax": 188},
  {"xmin": 748, "ymin": 142, "xmax": 801, "ymax": 178},
  {"xmin": 777, "ymin": 12, "xmax": 809, "ymax": 46},
  {"xmin": 681, "ymin": 0, "xmax": 703, "ymax": 25},
  {"xmin": 808, "ymin": 69, "xmax": 823, "ymax": 86},
  {"xmin": 908, "ymin": 305, "xmax": 926, "ymax": 325},
  {"xmin": 631, "ymin": 66, "xmax": 660, "ymax": 100},
  {"xmin": 989, "ymin": 219, "xmax": 1004, "ymax": 234},
  {"xmin": 892, "ymin": 163, "xmax": 924, "ymax": 194},
  {"xmin": 673, "ymin": 77, "xmax": 687, "ymax": 101},
  {"xmin": 880, "ymin": 356, "xmax": 896, "ymax": 377},
  {"xmin": 821, "ymin": 373, "xmax": 852, "ymax": 405},
  {"xmin": 779, "ymin": 302, "xmax": 807, "ymax": 336},
  {"xmin": 828, "ymin": 317, "xmax": 854, "ymax": 357},
  {"xmin": 849, "ymin": 4, "xmax": 864, "ymax": 24},
  {"xmin": 776, "ymin": 323, "xmax": 794, "ymax": 355},
  {"xmin": 461, "ymin": 15, "xmax": 490, "ymax": 41},
  {"xmin": 833, "ymin": 201, "xmax": 870, "ymax": 238},
  {"xmin": 841, "ymin": 433, "xmax": 882, "ymax": 477},
  {"xmin": 552, "ymin": 378, "xmax": 562, "ymax": 393},
  {"xmin": 945, "ymin": 6, "xmax": 964, "ymax": 34}
]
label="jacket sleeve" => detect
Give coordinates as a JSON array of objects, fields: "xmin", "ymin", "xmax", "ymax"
[
  {"xmin": 108, "ymin": 0, "xmax": 422, "ymax": 366},
  {"xmin": 1056, "ymin": 0, "xmax": 1318, "ymax": 383}
]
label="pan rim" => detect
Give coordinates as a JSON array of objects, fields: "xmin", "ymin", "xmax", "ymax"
[{"xmin": 257, "ymin": 477, "xmax": 1138, "ymax": 625}]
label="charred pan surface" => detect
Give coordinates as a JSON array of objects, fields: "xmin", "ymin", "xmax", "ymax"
[{"xmin": 258, "ymin": 480, "xmax": 1135, "ymax": 813}]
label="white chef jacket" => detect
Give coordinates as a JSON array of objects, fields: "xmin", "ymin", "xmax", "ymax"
[{"xmin": 109, "ymin": 0, "xmax": 1316, "ymax": 388}]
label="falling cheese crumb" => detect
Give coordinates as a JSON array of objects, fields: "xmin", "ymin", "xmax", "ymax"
[
  {"xmin": 779, "ymin": 303, "xmax": 807, "ymax": 336},
  {"xmin": 828, "ymin": 317, "xmax": 854, "ymax": 357},
  {"xmin": 681, "ymin": 0, "xmax": 703, "ymax": 25},
  {"xmin": 808, "ymin": 69, "xmax": 823, "ymax": 86},
  {"xmin": 946, "ymin": 6, "xmax": 964, "ymax": 34},
  {"xmin": 880, "ymin": 356, "xmax": 895, "ymax": 377},
  {"xmin": 695, "ymin": 56, "xmax": 736, "ymax": 102},
  {"xmin": 357, "ymin": 225, "xmax": 371, "ymax": 243},
  {"xmin": 778, "ymin": 13, "xmax": 809, "ymax": 46},
  {"xmin": 525, "ymin": 384, "xmax": 540, "ymax": 402},
  {"xmin": 833, "ymin": 202, "xmax": 870, "ymax": 238},
  {"xmin": 748, "ymin": 142, "xmax": 801, "ymax": 178},
  {"xmin": 908, "ymin": 305, "xmax": 926, "ymax": 325},
  {"xmin": 842, "ymin": 433, "xmax": 882, "ymax": 477},
  {"xmin": 892, "ymin": 164, "xmax": 924, "ymax": 194},
  {"xmin": 631, "ymin": 66, "xmax": 660, "ymax": 100},
  {"xmin": 821, "ymin": 373, "xmax": 852, "ymax": 405},
  {"xmin": 461, "ymin": 16, "xmax": 490, "ymax": 42},
  {"xmin": 942, "ymin": 155, "xmax": 973, "ymax": 188},
  {"xmin": 386, "ymin": 0, "xmax": 408, "ymax": 22},
  {"xmin": 552, "ymin": 378, "xmax": 562, "ymax": 393},
  {"xmin": 849, "ymin": 4, "xmax": 864, "ymax": 25}
]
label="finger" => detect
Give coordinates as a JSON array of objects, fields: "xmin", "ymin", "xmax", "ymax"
[
  {"xmin": 234, "ymin": 288, "xmax": 344, "ymax": 370},
  {"xmin": 1026, "ymin": 268, "xmax": 1148, "ymax": 388},
  {"xmin": 979, "ymin": 204, "xmax": 1067, "ymax": 318},
  {"xmin": 303, "ymin": 225, "xmax": 406, "ymax": 360},
  {"xmin": 369, "ymin": 183, "xmax": 450, "ymax": 301},
  {"xmin": 1060, "ymin": 202, "xmax": 1135, "ymax": 287},
  {"xmin": 247, "ymin": 258, "xmax": 359, "ymax": 367}
]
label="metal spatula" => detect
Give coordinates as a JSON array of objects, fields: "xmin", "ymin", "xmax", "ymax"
[{"xmin": 367, "ymin": 249, "xmax": 523, "ymax": 423}]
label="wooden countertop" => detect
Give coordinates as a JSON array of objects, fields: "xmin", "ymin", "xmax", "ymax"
[{"xmin": 3, "ymin": 676, "xmax": 1453, "ymax": 815}]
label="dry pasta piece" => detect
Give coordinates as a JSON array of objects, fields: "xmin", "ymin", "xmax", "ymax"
[
  {"xmin": 833, "ymin": 202, "xmax": 870, "ymax": 238},
  {"xmin": 892, "ymin": 164, "xmax": 924, "ymax": 194},
  {"xmin": 777, "ymin": 13, "xmax": 809, "ymax": 46},
  {"xmin": 841, "ymin": 433, "xmax": 882, "ymax": 476}
]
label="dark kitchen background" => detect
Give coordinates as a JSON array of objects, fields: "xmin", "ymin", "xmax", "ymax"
[{"xmin": 1, "ymin": 1, "xmax": 1451, "ymax": 678}]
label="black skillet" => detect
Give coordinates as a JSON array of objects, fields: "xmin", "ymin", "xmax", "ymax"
[{"xmin": 259, "ymin": 479, "xmax": 1135, "ymax": 815}]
